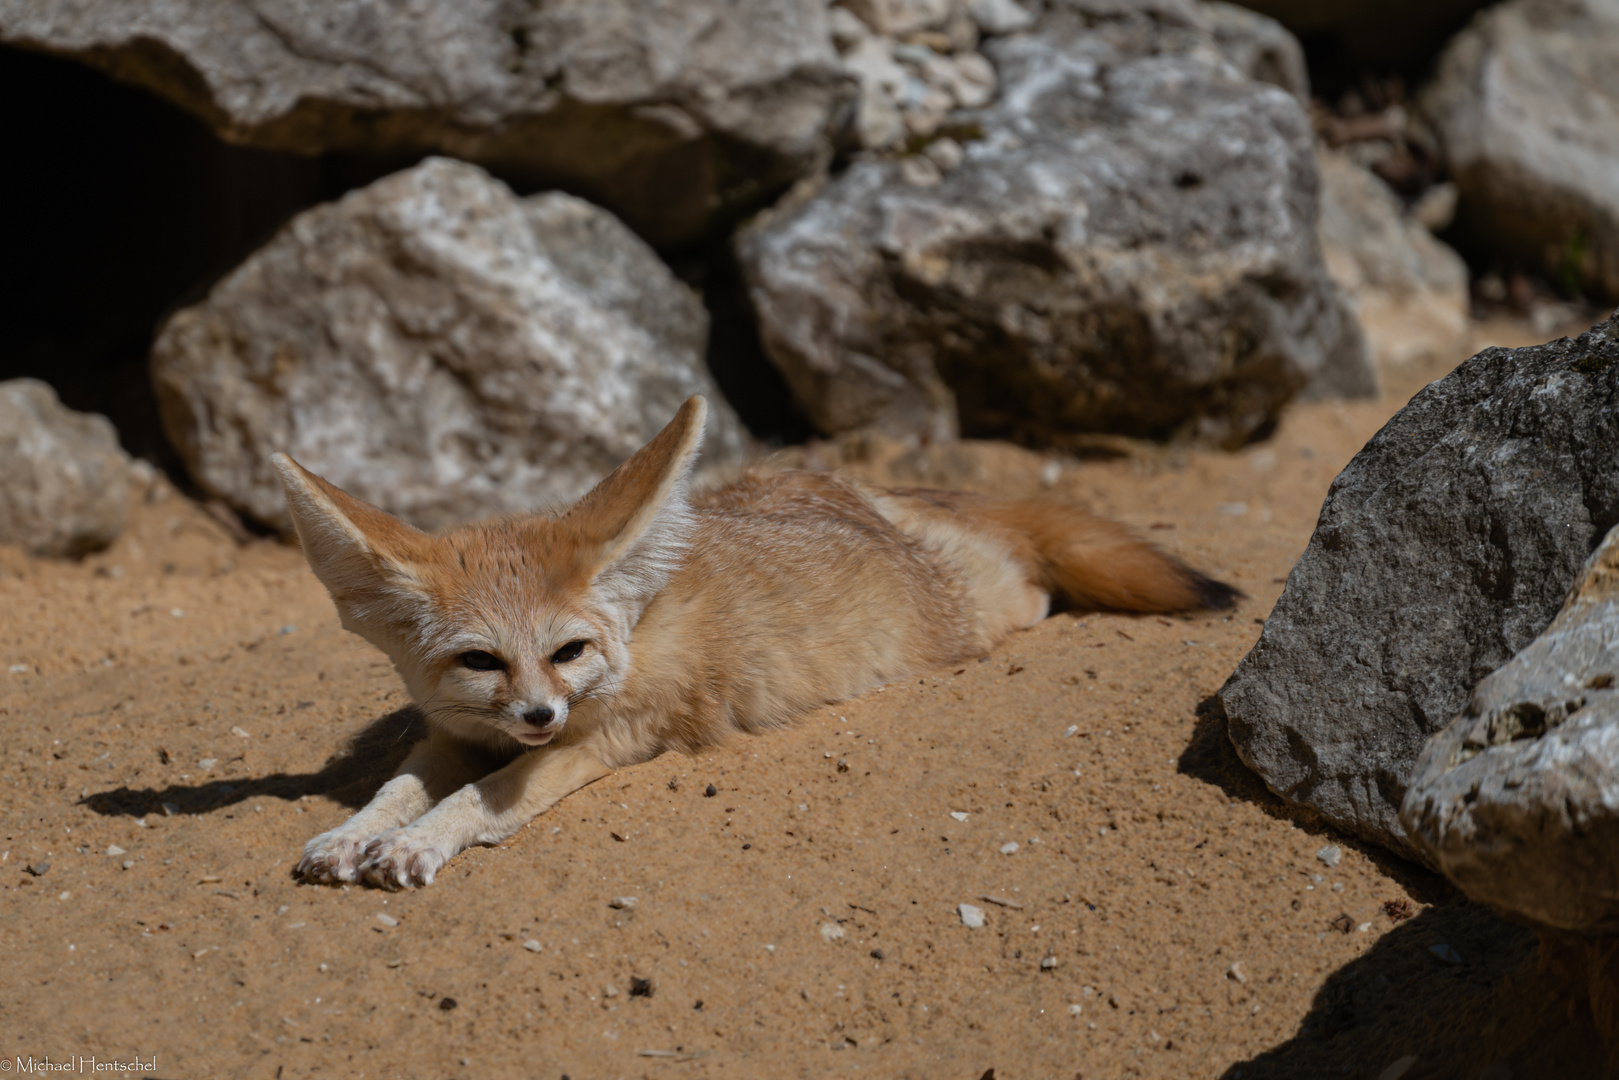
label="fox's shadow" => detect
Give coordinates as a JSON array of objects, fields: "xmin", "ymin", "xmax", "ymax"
[{"xmin": 81, "ymin": 707, "xmax": 426, "ymax": 819}]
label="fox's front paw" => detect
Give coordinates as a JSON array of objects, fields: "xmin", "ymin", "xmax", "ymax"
[
  {"xmin": 357, "ymin": 827, "xmax": 456, "ymax": 889},
  {"xmin": 297, "ymin": 828, "xmax": 377, "ymax": 883}
]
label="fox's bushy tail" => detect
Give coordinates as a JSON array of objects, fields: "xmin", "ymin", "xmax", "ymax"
[
  {"xmin": 887, "ymin": 488, "xmax": 1240, "ymax": 613},
  {"xmin": 988, "ymin": 499, "xmax": 1239, "ymax": 612}
]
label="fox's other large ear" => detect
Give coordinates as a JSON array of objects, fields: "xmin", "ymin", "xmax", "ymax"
[
  {"xmin": 567, "ymin": 396, "xmax": 707, "ymax": 612},
  {"xmin": 270, "ymin": 454, "xmax": 433, "ymax": 629}
]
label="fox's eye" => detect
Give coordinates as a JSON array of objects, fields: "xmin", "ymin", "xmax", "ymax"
[
  {"xmin": 550, "ymin": 640, "xmax": 587, "ymax": 664},
  {"xmin": 460, "ymin": 650, "xmax": 504, "ymax": 672}
]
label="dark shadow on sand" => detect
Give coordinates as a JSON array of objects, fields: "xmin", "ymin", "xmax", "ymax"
[
  {"xmin": 1179, "ymin": 699, "xmax": 1603, "ymax": 1078},
  {"xmin": 79, "ymin": 707, "xmax": 427, "ymax": 819},
  {"xmin": 1218, "ymin": 902, "xmax": 1599, "ymax": 1079}
]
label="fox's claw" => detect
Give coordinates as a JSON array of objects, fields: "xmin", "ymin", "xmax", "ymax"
[
  {"xmin": 297, "ymin": 829, "xmax": 375, "ymax": 883},
  {"xmin": 357, "ymin": 828, "xmax": 452, "ymax": 889}
]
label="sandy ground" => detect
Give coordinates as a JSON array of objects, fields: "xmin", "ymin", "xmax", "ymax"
[{"xmin": 0, "ymin": 319, "xmax": 1606, "ymax": 1080}]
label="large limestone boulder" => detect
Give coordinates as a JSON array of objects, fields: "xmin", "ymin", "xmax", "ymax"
[
  {"xmin": 0, "ymin": 379, "xmax": 133, "ymax": 557},
  {"xmin": 1219, "ymin": 312, "xmax": 1619, "ymax": 858},
  {"xmin": 1403, "ymin": 523, "xmax": 1619, "ymax": 932},
  {"xmin": 0, "ymin": 0, "xmax": 853, "ymax": 247},
  {"xmin": 738, "ymin": 0, "xmax": 1370, "ymax": 448},
  {"xmin": 1316, "ymin": 149, "xmax": 1472, "ymax": 375},
  {"xmin": 151, "ymin": 158, "xmax": 748, "ymax": 535},
  {"xmin": 1422, "ymin": 0, "xmax": 1619, "ymax": 302}
]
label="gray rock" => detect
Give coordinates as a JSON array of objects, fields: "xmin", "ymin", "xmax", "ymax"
[
  {"xmin": 738, "ymin": 1, "xmax": 1370, "ymax": 448},
  {"xmin": 0, "ymin": 0, "xmax": 853, "ymax": 247},
  {"xmin": 1316, "ymin": 148, "xmax": 1471, "ymax": 375},
  {"xmin": 1204, "ymin": 1, "xmax": 1309, "ymax": 103},
  {"xmin": 0, "ymin": 380, "xmax": 132, "ymax": 557},
  {"xmin": 1231, "ymin": 0, "xmax": 1493, "ymax": 71},
  {"xmin": 1219, "ymin": 312, "xmax": 1619, "ymax": 858},
  {"xmin": 1422, "ymin": 0, "xmax": 1619, "ymax": 302},
  {"xmin": 151, "ymin": 158, "xmax": 747, "ymax": 535},
  {"xmin": 1402, "ymin": 523, "xmax": 1619, "ymax": 932}
]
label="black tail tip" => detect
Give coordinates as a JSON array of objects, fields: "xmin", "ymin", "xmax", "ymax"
[{"xmin": 1191, "ymin": 572, "xmax": 1243, "ymax": 611}]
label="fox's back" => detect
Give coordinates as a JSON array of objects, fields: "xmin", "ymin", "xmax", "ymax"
[{"xmin": 615, "ymin": 470, "xmax": 986, "ymax": 750}]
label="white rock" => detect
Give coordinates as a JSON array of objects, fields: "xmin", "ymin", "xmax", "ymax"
[
  {"xmin": 1316, "ymin": 845, "xmax": 1342, "ymax": 868},
  {"xmin": 950, "ymin": 811, "xmax": 969, "ymax": 822},
  {"xmin": 1379, "ymin": 1055, "xmax": 1421, "ymax": 1080},
  {"xmin": 837, "ymin": 0, "xmax": 953, "ymax": 37},
  {"xmin": 900, "ymin": 156, "xmax": 942, "ymax": 188},
  {"xmin": 922, "ymin": 137, "xmax": 964, "ymax": 173},
  {"xmin": 198, "ymin": 758, "xmax": 217, "ymax": 770},
  {"xmin": 0, "ymin": 380, "xmax": 133, "ymax": 557},
  {"xmin": 999, "ymin": 841, "xmax": 1019, "ymax": 855},
  {"xmin": 829, "ymin": 6, "xmax": 871, "ymax": 49},
  {"xmin": 958, "ymin": 902, "xmax": 986, "ymax": 928},
  {"xmin": 967, "ymin": 0, "xmax": 1033, "ymax": 35},
  {"xmin": 820, "ymin": 921, "xmax": 847, "ymax": 942},
  {"xmin": 105, "ymin": 845, "xmax": 126, "ymax": 857},
  {"xmin": 609, "ymin": 896, "xmax": 639, "ymax": 910},
  {"xmin": 523, "ymin": 940, "xmax": 543, "ymax": 953},
  {"xmin": 377, "ymin": 913, "xmax": 399, "ymax": 928}
]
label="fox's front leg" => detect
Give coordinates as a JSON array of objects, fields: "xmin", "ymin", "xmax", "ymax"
[
  {"xmin": 357, "ymin": 741, "xmax": 612, "ymax": 889},
  {"xmin": 298, "ymin": 731, "xmax": 488, "ymax": 883}
]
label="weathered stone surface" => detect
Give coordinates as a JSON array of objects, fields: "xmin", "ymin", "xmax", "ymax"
[
  {"xmin": 1403, "ymin": 524, "xmax": 1619, "ymax": 931},
  {"xmin": 1316, "ymin": 148, "xmax": 1471, "ymax": 374},
  {"xmin": 738, "ymin": 0, "xmax": 1370, "ymax": 448},
  {"xmin": 1220, "ymin": 312, "xmax": 1619, "ymax": 858},
  {"xmin": 151, "ymin": 158, "xmax": 747, "ymax": 535},
  {"xmin": 1204, "ymin": 1, "xmax": 1308, "ymax": 103},
  {"xmin": 1422, "ymin": 0, "xmax": 1619, "ymax": 302},
  {"xmin": 0, "ymin": 379, "xmax": 132, "ymax": 557},
  {"xmin": 1231, "ymin": 0, "xmax": 1493, "ymax": 71},
  {"xmin": 0, "ymin": 0, "xmax": 853, "ymax": 247}
]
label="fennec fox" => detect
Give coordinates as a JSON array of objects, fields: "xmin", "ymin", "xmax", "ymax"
[{"xmin": 273, "ymin": 397, "xmax": 1235, "ymax": 888}]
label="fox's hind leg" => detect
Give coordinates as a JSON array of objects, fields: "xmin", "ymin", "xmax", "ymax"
[{"xmin": 297, "ymin": 729, "xmax": 489, "ymax": 884}]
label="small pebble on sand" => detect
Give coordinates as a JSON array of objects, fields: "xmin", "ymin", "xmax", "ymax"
[
  {"xmin": 377, "ymin": 913, "xmax": 399, "ymax": 928},
  {"xmin": 820, "ymin": 922, "xmax": 846, "ymax": 942},
  {"xmin": 523, "ymin": 940, "xmax": 542, "ymax": 953},
  {"xmin": 950, "ymin": 811, "xmax": 968, "ymax": 822},
  {"xmin": 609, "ymin": 896, "xmax": 638, "ymax": 910},
  {"xmin": 1316, "ymin": 845, "xmax": 1342, "ymax": 868},
  {"xmin": 959, "ymin": 903, "xmax": 986, "ymax": 928},
  {"xmin": 231, "ymin": 726, "xmax": 251, "ymax": 738},
  {"xmin": 105, "ymin": 845, "xmax": 125, "ymax": 857},
  {"xmin": 1064, "ymin": 725, "xmax": 1079, "ymax": 737},
  {"xmin": 1000, "ymin": 842, "xmax": 1019, "ymax": 855}
]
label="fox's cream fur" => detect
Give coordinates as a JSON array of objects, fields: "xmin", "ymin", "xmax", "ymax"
[{"xmin": 273, "ymin": 397, "xmax": 1235, "ymax": 888}]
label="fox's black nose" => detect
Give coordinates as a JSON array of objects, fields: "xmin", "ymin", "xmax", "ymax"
[{"xmin": 523, "ymin": 706, "xmax": 555, "ymax": 728}]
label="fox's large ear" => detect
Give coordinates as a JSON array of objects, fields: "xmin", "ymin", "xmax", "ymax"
[
  {"xmin": 567, "ymin": 396, "xmax": 707, "ymax": 613},
  {"xmin": 270, "ymin": 454, "xmax": 433, "ymax": 630}
]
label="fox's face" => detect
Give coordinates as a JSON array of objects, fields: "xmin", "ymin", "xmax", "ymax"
[{"xmin": 270, "ymin": 398, "xmax": 708, "ymax": 751}]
